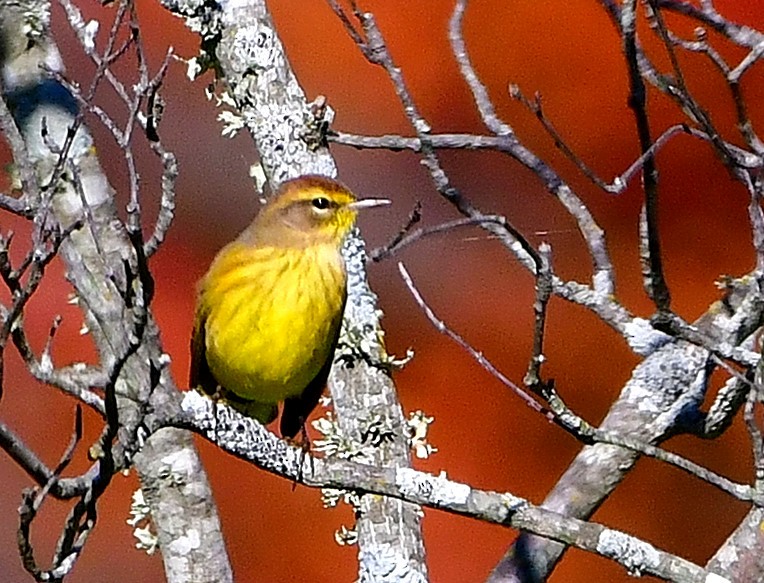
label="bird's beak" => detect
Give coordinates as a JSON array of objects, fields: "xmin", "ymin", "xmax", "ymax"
[{"xmin": 347, "ymin": 198, "xmax": 392, "ymax": 211}]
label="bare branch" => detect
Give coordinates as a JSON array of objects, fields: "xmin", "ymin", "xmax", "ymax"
[
  {"xmin": 622, "ymin": 0, "xmax": 671, "ymax": 310},
  {"xmin": 375, "ymin": 214, "xmax": 540, "ymax": 269},
  {"xmin": 400, "ymin": 262, "xmax": 758, "ymax": 504},
  {"xmin": 169, "ymin": 390, "xmax": 727, "ymax": 583},
  {"xmin": 399, "ymin": 262, "xmax": 547, "ymax": 415},
  {"xmin": 0, "ymin": 1, "xmax": 232, "ymax": 581},
  {"xmin": 0, "ymin": 419, "xmax": 92, "ymax": 499},
  {"xmin": 524, "ymin": 243, "xmax": 553, "ymax": 391},
  {"xmin": 449, "ymin": 0, "xmax": 615, "ymax": 296},
  {"xmin": 369, "ymin": 201, "xmax": 421, "ymax": 262},
  {"xmin": 510, "ymin": 86, "xmax": 689, "ymax": 195},
  {"xmin": 159, "ymin": 0, "xmax": 428, "ymax": 578}
]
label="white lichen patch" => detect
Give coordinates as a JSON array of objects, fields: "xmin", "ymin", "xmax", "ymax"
[
  {"xmin": 704, "ymin": 573, "xmax": 732, "ymax": 583},
  {"xmin": 231, "ymin": 25, "xmax": 275, "ymax": 71},
  {"xmin": 592, "ymin": 268, "xmax": 614, "ymax": 296},
  {"xmin": 83, "ymin": 21, "xmax": 99, "ymax": 50},
  {"xmin": 133, "ymin": 525, "xmax": 159, "ymax": 555},
  {"xmin": 128, "ymin": 489, "xmax": 158, "ymax": 555},
  {"xmin": 249, "ymin": 163, "xmax": 267, "ymax": 198},
  {"xmin": 711, "ymin": 540, "xmax": 739, "ymax": 572},
  {"xmin": 380, "ymin": 347, "xmax": 414, "ymax": 370},
  {"xmin": 312, "ymin": 412, "xmax": 358, "ymax": 459},
  {"xmin": 127, "ymin": 489, "xmax": 151, "ymax": 526},
  {"xmin": 406, "ymin": 410, "xmax": 437, "ymax": 459},
  {"xmin": 596, "ymin": 530, "xmax": 660, "ymax": 577},
  {"xmin": 395, "ymin": 468, "xmax": 470, "ymax": 507},
  {"xmin": 322, "ymin": 488, "xmax": 361, "ymax": 548},
  {"xmin": 358, "ymin": 544, "xmax": 428, "ymax": 583},
  {"xmin": 622, "ymin": 318, "xmax": 671, "ymax": 356},
  {"xmin": 168, "ymin": 528, "xmax": 201, "ymax": 555},
  {"xmin": 160, "ymin": 447, "xmax": 196, "ymax": 481},
  {"xmin": 219, "ymin": 110, "xmax": 245, "ymax": 138},
  {"xmin": 334, "ymin": 524, "xmax": 358, "ymax": 546},
  {"xmin": 181, "ymin": 391, "xmax": 214, "ymax": 427}
]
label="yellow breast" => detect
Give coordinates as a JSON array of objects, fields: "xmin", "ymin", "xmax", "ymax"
[{"xmin": 200, "ymin": 241, "xmax": 346, "ymax": 404}]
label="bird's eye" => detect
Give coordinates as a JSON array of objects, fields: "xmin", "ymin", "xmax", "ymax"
[{"xmin": 312, "ymin": 197, "xmax": 331, "ymax": 210}]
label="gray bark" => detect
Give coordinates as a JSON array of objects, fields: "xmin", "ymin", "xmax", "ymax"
[{"xmin": 0, "ymin": 2, "xmax": 233, "ymax": 582}]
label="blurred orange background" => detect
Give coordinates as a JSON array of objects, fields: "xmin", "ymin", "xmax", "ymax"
[{"xmin": 1, "ymin": 1, "xmax": 764, "ymax": 582}]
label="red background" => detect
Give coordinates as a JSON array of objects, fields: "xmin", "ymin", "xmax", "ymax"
[{"xmin": 1, "ymin": 1, "xmax": 763, "ymax": 581}]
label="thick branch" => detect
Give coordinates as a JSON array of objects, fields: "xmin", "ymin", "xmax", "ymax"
[
  {"xmin": 489, "ymin": 275, "xmax": 763, "ymax": 582},
  {"xmin": 169, "ymin": 390, "xmax": 727, "ymax": 583},
  {"xmin": 159, "ymin": 0, "xmax": 427, "ymax": 579},
  {"xmin": 0, "ymin": 2, "xmax": 232, "ymax": 582}
]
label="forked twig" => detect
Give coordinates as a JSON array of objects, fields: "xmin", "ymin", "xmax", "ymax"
[
  {"xmin": 398, "ymin": 262, "xmax": 548, "ymax": 415},
  {"xmin": 399, "ymin": 262, "xmax": 759, "ymax": 504}
]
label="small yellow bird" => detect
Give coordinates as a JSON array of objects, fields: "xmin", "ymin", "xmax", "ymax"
[{"xmin": 190, "ymin": 175, "xmax": 390, "ymax": 438}]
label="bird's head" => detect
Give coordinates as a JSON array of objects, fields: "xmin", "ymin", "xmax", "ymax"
[{"xmin": 247, "ymin": 175, "xmax": 390, "ymax": 248}]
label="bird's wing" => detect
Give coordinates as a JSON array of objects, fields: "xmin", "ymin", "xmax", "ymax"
[
  {"xmin": 280, "ymin": 299, "xmax": 345, "ymax": 439},
  {"xmin": 189, "ymin": 305, "xmax": 217, "ymax": 395},
  {"xmin": 280, "ymin": 346, "xmax": 334, "ymax": 439},
  {"xmin": 190, "ymin": 298, "xmax": 279, "ymax": 424}
]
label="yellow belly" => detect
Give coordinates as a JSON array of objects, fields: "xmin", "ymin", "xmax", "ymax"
[{"xmin": 201, "ymin": 242, "xmax": 346, "ymax": 404}]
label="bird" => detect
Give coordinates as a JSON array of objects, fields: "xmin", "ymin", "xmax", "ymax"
[{"xmin": 190, "ymin": 175, "xmax": 390, "ymax": 438}]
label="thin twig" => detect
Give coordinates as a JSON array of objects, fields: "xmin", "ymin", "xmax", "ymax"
[
  {"xmin": 10, "ymin": 320, "xmax": 106, "ymax": 414},
  {"xmin": 325, "ymin": 0, "xmax": 366, "ymax": 48},
  {"xmin": 656, "ymin": 0, "xmax": 764, "ymax": 51},
  {"xmin": 524, "ymin": 243, "xmax": 552, "ymax": 391},
  {"xmin": 398, "ymin": 263, "xmax": 758, "ymax": 503},
  {"xmin": 17, "ymin": 406, "xmax": 89, "ymax": 581},
  {"xmin": 374, "ymin": 214, "xmax": 540, "ymax": 269},
  {"xmin": 623, "ymin": 0, "xmax": 671, "ymax": 311},
  {"xmin": 370, "ymin": 201, "xmax": 422, "ymax": 262},
  {"xmin": 645, "ymin": 1, "xmax": 739, "ymax": 168},
  {"xmin": 398, "ymin": 262, "xmax": 549, "ymax": 416},
  {"xmin": 449, "ymin": 0, "xmax": 615, "ymax": 296},
  {"xmin": 0, "ymin": 420, "xmax": 92, "ymax": 499},
  {"xmin": 510, "ymin": 86, "xmax": 689, "ymax": 195}
]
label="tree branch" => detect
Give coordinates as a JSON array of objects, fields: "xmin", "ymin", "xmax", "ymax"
[
  {"xmin": 166, "ymin": 390, "xmax": 729, "ymax": 583},
  {"xmin": 0, "ymin": 1, "xmax": 232, "ymax": 581},
  {"xmin": 160, "ymin": 0, "xmax": 427, "ymax": 579}
]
